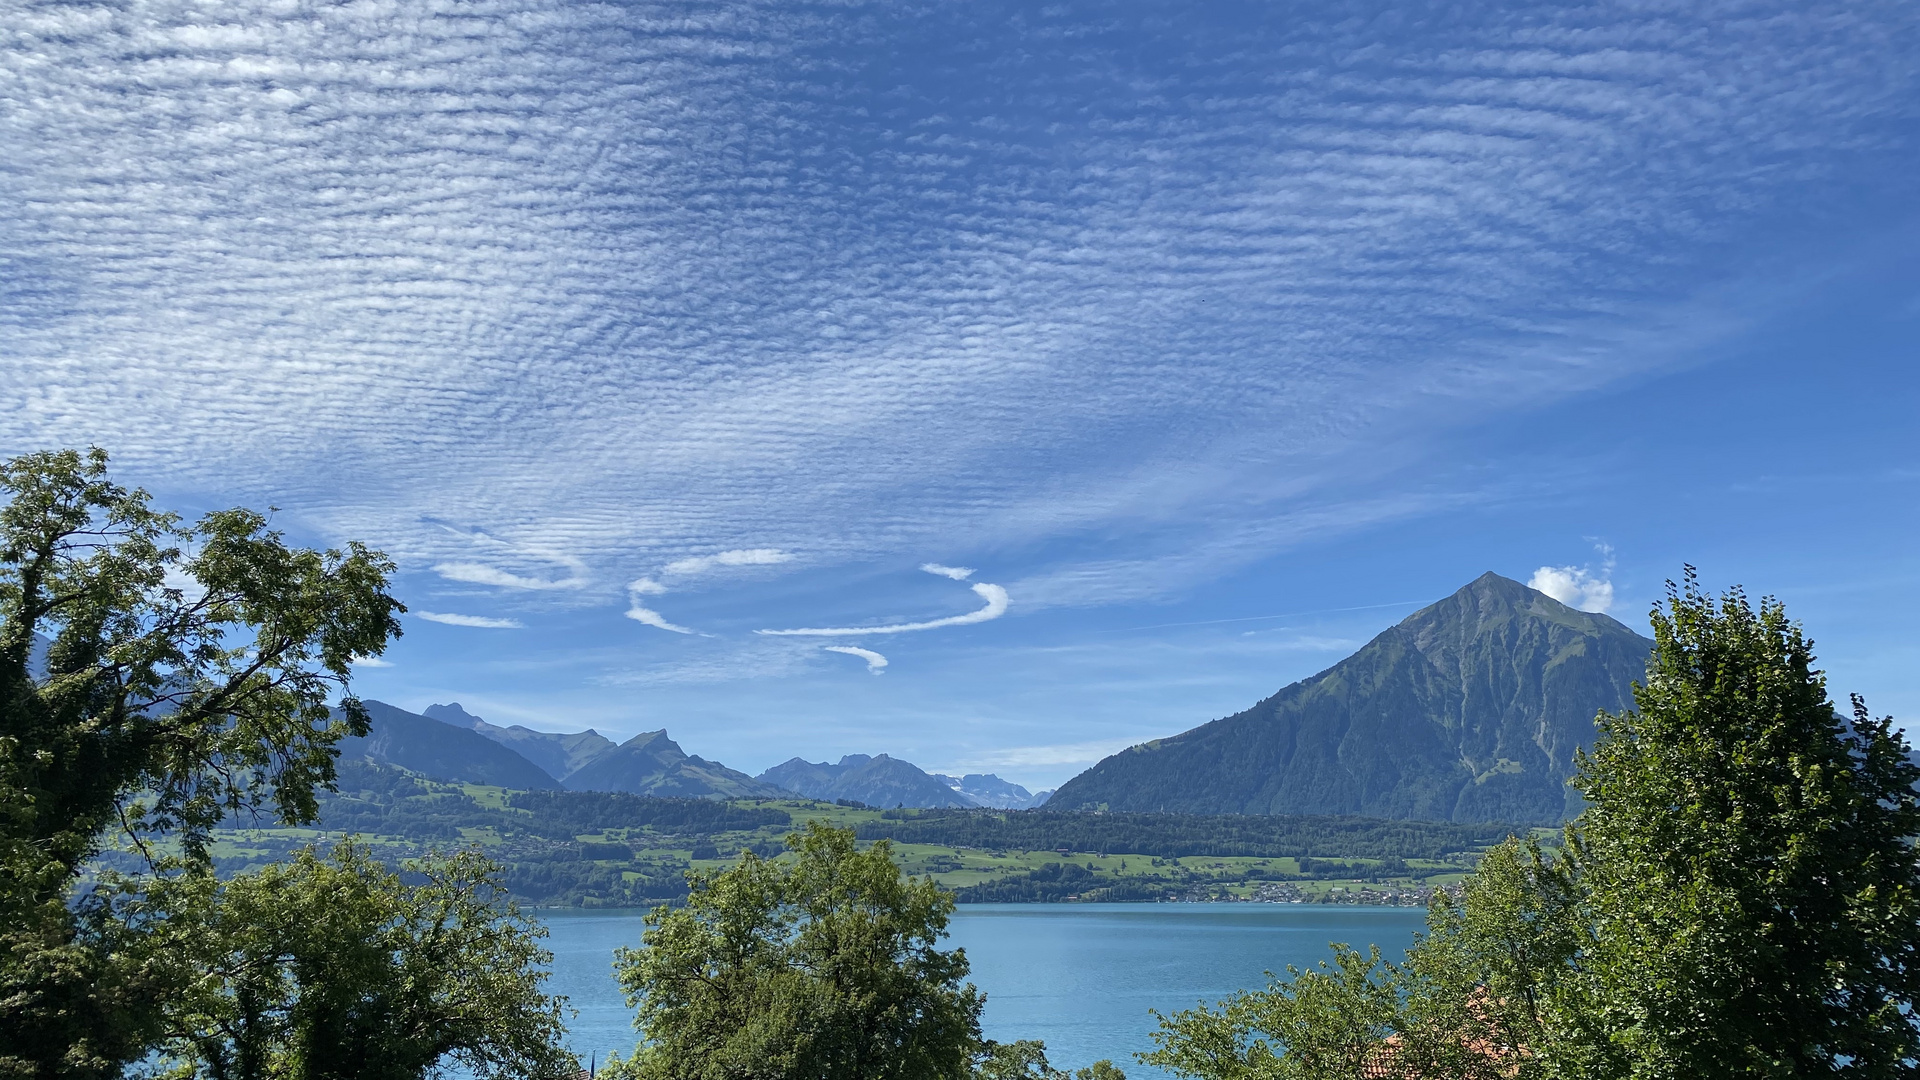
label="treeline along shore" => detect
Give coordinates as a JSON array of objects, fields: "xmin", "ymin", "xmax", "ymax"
[{"xmin": 138, "ymin": 756, "xmax": 1521, "ymax": 907}]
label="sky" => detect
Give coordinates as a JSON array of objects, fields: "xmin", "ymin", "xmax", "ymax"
[{"xmin": 3, "ymin": 0, "xmax": 1917, "ymax": 790}]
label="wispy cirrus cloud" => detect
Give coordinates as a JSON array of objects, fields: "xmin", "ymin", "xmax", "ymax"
[
  {"xmin": 757, "ymin": 582, "xmax": 1009, "ymax": 636},
  {"xmin": 625, "ymin": 579, "xmax": 699, "ymax": 635},
  {"xmin": 758, "ymin": 563, "xmax": 1011, "ymax": 637},
  {"xmin": 415, "ymin": 611, "xmax": 524, "ymax": 629},
  {"xmin": 622, "ymin": 549, "xmax": 795, "ymax": 634},
  {"xmin": 823, "ymin": 645, "xmax": 888, "ymax": 674},
  {"xmin": 434, "ymin": 561, "xmax": 588, "ymax": 591}
]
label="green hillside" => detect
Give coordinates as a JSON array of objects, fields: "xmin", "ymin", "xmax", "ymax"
[{"xmin": 161, "ymin": 759, "xmax": 1529, "ymax": 908}]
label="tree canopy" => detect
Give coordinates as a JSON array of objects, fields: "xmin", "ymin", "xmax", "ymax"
[
  {"xmin": 136, "ymin": 843, "xmax": 575, "ymax": 1080},
  {"xmin": 612, "ymin": 820, "xmax": 1127, "ymax": 1080},
  {"xmin": 0, "ymin": 448, "xmax": 409, "ymax": 1076},
  {"xmin": 1143, "ymin": 571, "xmax": 1920, "ymax": 1079},
  {"xmin": 612, "ymin": 820, "xmax": 986, "ymax": 1080}
]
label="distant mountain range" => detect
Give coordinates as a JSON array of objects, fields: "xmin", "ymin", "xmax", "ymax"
[
  {"xmin": 338, "ymin": 701, "xmax": 783, "ymax": 799},
  {"xmin": 934, "ymin": 772, "xmax": 1053, "ymax": 810},
  {"xmin": 562, "ymin": 730, "xmax": 784, "ymax": 799},
  {"xmin": 753, "ymin": 756, "xmax": 1051, "ymax": 809},
  {"xmin": 336, "ymin": 701, "xmax": 1045, "ymax": 808},
  {"xmin": 1047, "ymin": 573, "xmax": 1653, "ymax": 825},
  {"xmin": 337, "ymin": 573, "xmax": 1646, "ymax": 822}
]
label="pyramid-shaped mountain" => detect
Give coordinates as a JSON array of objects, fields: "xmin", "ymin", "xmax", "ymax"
[{"xmin": 1047, "ymin": 573, "xmax": 1652, "ymax": 824}]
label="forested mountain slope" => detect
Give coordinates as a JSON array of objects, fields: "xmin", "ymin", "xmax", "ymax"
[{"xmin": 1048, "ymin": 573, "xmax": 1652, "ymax": 824}]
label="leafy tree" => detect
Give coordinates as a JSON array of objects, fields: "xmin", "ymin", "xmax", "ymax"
[
  {"xmin": 135, "ymin": 843, "xmax": 575, "ymax": 1080},
  {"xmin": 1143, "ymin": 572, "xmax": 1920, "ymax": 1079},
  {"xmin": 1567, "ymin": 572, "xmax": 1920, "ymax": 1077},
  {"xmin": 0, "ymin": 448, "xmax": 403, "ymax": 1075},
  {"xmin": 610, "ymin": 821, "xmax": 985, "ymax": 1080},
  {"xmin": 975, "ymin": 1040, "xmax": 1125, "ymax": 1080}
]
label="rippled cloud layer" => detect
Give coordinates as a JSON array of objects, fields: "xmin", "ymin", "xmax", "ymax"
[{"xmin": 3, "ymin": 0, "xmax": 1914, "ymax": 612}]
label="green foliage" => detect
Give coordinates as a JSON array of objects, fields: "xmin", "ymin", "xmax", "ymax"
[
  {"xmin": 975, "ymin": 1040, "xmax": 1125, "ymax": 1080},
  {"xmin": 134, "ymin": 843, "xmax": 575, "ymax": 1080},
  {"xmin": 0, "ymin": 448, "xmax": 403, "ymax": 1076},
  {"xmin": 195, "ymin": 759, "xmax": 1486, "ymax": 909},
  {"xmin": 507, "ymin": 789, "xmax": 791, "ymax": 834},
  {"xmin": 857, "ymin": 810, "xmax": 1514, "ymax": 861},
  {"xmin": 611, "ymin": 821, "xmax": 984, "ymax": 1080},
  {"xmin": 1141, "ymin": 918, "xmax": 1526, "ymax": 1080},
  {"xmin": 1566, "ymin": 572, "xmax": 1920, "ymax": 1077},
  {"xmin": 1142, "ymin": 572, "xmax": 1920, "ymax": 1079}
]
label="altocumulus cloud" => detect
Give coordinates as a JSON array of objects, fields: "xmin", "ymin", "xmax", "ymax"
[
  {"xmin": 664, "ymin": 550, "xmax": 796, "ymax": 577},
  {"xmin": 2, "ymin": 0, "xmax": 1916, "ymax": 603}
]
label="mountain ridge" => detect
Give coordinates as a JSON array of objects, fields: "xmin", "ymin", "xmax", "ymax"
[
  {"xmin": 340, "ymin": 702, "xmax": 781, "ymax": 800},
  {"xmin": 336, "ymin": 700, "xmax": 559, "ymax": 790},
  {"xmin": 564, "ymin": 729, "xmax": 787, "ymax": 799},
  {"xmin": 757, "ymin": 754, "xmax": 975, "ymax": 808},
  {"xmin": 422, "ymin": 702, "xmax": 617, "ymax": 781}
]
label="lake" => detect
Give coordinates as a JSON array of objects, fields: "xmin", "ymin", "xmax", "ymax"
[{"xmin": 540, "ymin": 903, "xmax": 1429, "ymax": 1077}]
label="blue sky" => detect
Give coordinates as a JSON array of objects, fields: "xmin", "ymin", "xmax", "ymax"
[{"xmin": 3, "ymin": 0, "xmax": 1916, "ymax": 789}]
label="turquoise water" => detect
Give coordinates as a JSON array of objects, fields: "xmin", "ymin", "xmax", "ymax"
[{"xmin": 540, "ymin": 903, "xmax": 1429, "ymax": 1077}]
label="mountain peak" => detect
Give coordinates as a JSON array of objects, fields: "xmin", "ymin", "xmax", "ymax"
[
  {"xmin": 562, "ymin": 729, "xmax": 780, "ymax": 799},
  {"xmin": 1048, "ymin": 573, "xmax": 1653, "ymax": 824},
  {"xmin": 423, "ymin": 701, "xmax": 484, "ymax": 728},
  {"xmin": 1399, "ymin": 571, "xmax": 1630, "ymax": 656},
  {"xmin": 757, "ymin": 753, "xmax": 974, "ymax": 808}
]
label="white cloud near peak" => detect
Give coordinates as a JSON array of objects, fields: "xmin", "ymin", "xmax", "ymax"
[
  {"xmin": 756, "ymin": 582, "xmax": 1009, "ymax": 637},
  {"xmin": 1529, "ymin": 563, "xmax": 1615, "ymax": 614},
  {"xmin": 920, "ymin": 563, "xmax": 975, "ymax": 581},
  {"xmin": 628, "ymin": 577, "xmax": 669, "ymax": 596},
  {"xmin": 823, "ymin": 645, "xmax": 888, "ymax": 674},
  {"xmin": 415, "ymin": 611, "xmax": 524, "ymax": 629}
]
